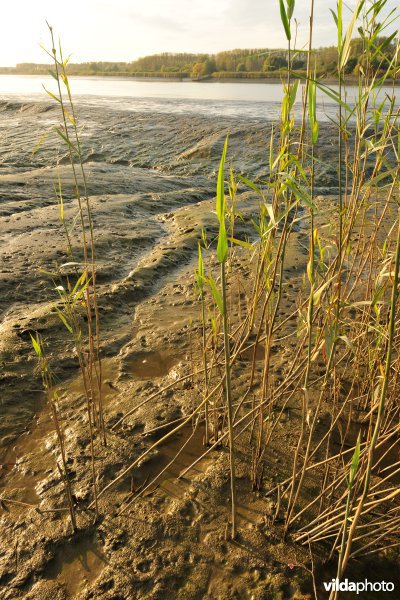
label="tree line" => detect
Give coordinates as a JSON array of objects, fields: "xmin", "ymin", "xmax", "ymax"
[{"xmin": 1, "ymin": 39, "xmax": 397, "ymax": 79}]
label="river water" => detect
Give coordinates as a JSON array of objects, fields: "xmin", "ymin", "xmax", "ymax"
[{"xmin": 0, "ymin": 74, "xmax": 397, "ymax": 121}]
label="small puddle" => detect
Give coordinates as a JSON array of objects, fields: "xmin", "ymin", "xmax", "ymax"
[
  {"xmin": 125, "ymin": 350, "xmax": 182, "ymax": 379},
  {"xmin": 128, "ymin": 424, "xmax": 211, "ymax": 500},
  {"xmin": 45, "ymin": 536, "xmax": 108, "ymax": 597}
]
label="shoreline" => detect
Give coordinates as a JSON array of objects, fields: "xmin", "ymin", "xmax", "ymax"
[{"xmin": 1, "ymin": 72, "xmax": 399, "ymax": 86}]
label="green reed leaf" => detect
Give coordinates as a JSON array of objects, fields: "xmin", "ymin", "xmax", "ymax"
[
  {"xmin": 216, "ymin": 136, "xmax": 228, "ymax": 222},
  {"xmin": 198, "ymin": 243, "xmax": 204, "ymax": 280},
  {"xmin": 43, "ymin": 86, "xmax": 61, "ymax": 104},
  {"xmin": 62, "ymin": 54, "xmax": 72, "ymax": 68},
  {"xmin": 337, "ymin": 0, "xmax": 343, "ymax": 53},
  {"xmin": 279, "ymin": 0, "xmax": 291, "ymax": 41},
  {"xmin": 340, "ymin": 0, "xmax": 365, "ymax": 70},
  {"xmin": 284, "ymin": 178, "xmax": 317, "ymax": 210},
  {"xmin": 54, "ymin": 307, "xmax": 73, "ymax": 333},
  {"xmin": 63, "ymin": 108, "xmax": 76, "ymax": 126},
  {"xmin": 330, "ymin": 8, "xmax": 338, "ymax": 27},
  {"xmin": 371, "ymin": 284, "xmax": 386, "ymax": 308},
  {"xmin": 54, "ymin": 127, "xmax": 78, "ymax": 154},
  {"xmin": 286, "ymin": 0, "xmax": 295, "ymax": 20},
  {"xmin": 48, "ymin": 69, "xmax": 58, "ymax": 82},
  {"xmin": 71, "ymin": 270, "xmax": 88, "ymax": 296},
  {"xmin": 308, "ymin": 77, "xmax": 319, "ymax": 145},
  {"xmin": 72, "ymin": 278, "xmax": 90, "ymax": 306},
  {"xmin": 313, "ymin": 275, "xmax": 336, "ymax": 306},
  {"xmin": 61, "ymin": 73, "xmax": 71, "ymax": 93},
  {"xmin": 30, "ymin": 334, "xmax": 42, "ymax": 358},
  {"xmin": 228, "ymin": 237, "xmax": 252, "ymax": 249},
  {"xmin": 237, "ymin": 175, "xmax": 263, "ymax": 197},
  {"xmin": 208, "ymin": 275, "xmax": 224, "ymax": 315},
  {"xmin": 308, "ymin": 80, "xmax": 316, "ymax": 125},
  {"xmin": 307, "ymin": 259, "xmax": 314, "ymax": 286},
  {"xmin": 201, "ymin": 227, "xmax": 208, "ymax": 248},
  {"xmin": 217, "ymin": 218, "xmax": 228, "ymax": 263},
  {"xmin": 361, "ymin": 166, "xmax": 398, "ymax": 189},
  {"xmin": 32, "ymin": 132, "xmax": 49, "ymax": 156},
  {"xmin": 265, "ymin": 203, "xmax": 276, "ymax": 225},
  {"xmin": 269, "ymin": 125, "xmax": 275, "ymax": 173},
  {"xmin": 312, "ymin": 121, "xmax": 319, "ymax": 145},
  {"xmin": 288, "ymin": 80, "xmax": 299, "ymax": 111}
]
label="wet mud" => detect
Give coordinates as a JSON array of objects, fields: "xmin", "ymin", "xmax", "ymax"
[{"xmin": 1, "ymin": 99, "xmax": 399, "ymax": 599}]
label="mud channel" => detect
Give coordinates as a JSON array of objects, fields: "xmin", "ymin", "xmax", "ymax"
[{"xmin": 1, "ymin": 98, "xmax": 399, "ymax": 599}]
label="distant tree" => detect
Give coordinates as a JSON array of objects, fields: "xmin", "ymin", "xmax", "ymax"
[
  {"xmin": 292, "ymin": 59, "xmax": 306, "ymax": 70},
  {"xmin": 344, "ymin": 57, "xmax": 358, "ymax": 74},
  {"xmin": 191, "ymin": 62, "xmax": 204, "ymax": 79},
  {"xmin": 315, "ymin": 46, "xmax": 337, "ymax": 75},
  {"xmin": 10, "ymin": 41, "xmax": 396, "ymax": 79},
  {"xmin": 350, "ymin": 38, "xmax": 364, "ymax": 58},
  {"xmin": 263, "ymin": 55, "xmax": 287, "ymax": 71},
  {"xmin": 203, "ymin": 58, "xmax": 216, "ymax": 75},
  {"xmin": 326, "ymin": 61, "xmax": 337, "ymax": 74}
]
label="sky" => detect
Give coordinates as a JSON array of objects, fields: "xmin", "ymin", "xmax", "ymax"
[{"xmin": 0, "ymin": 0, "xmax": 398, "ymax": 66}]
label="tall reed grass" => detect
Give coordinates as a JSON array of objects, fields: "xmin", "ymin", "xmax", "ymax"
[
  {"xmin": 30, "ymin": 1, "xmax": 400, "ymax": 581},
  {"xmin": 31, "ymin": 24, "xmax": 108, "ymax": 522}
]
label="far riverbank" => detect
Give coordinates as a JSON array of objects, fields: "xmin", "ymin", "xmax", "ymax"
[{"xmin": 1, "ymin": 70, "xmax": 398, "ymax": 86}]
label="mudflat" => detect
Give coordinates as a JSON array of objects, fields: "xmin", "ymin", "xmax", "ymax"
[{"xmin": 1, "ymin": 98, "xmax": 398, "ymax": 599}]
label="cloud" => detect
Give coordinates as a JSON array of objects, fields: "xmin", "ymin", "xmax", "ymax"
[
  {"xmin": 121, "ymin": 11, "xmax": 186, "ymax": 33},
  {"xmin": 220, "ymin": 0, "xmax": 399, "ymax": 49},
  {"xmin": 0, "ymin": 0, "xmax": 398, "ymax": 66}
]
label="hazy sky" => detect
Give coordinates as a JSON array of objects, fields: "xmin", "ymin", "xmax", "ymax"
[{"xmin": 1, "ymin": 0, "xmax": 398, "ymax": 66}]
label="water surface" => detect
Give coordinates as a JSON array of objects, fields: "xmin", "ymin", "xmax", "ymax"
[{"xmin": 0, "ymin": 74, "xmax": 397, "ymax": 121}]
